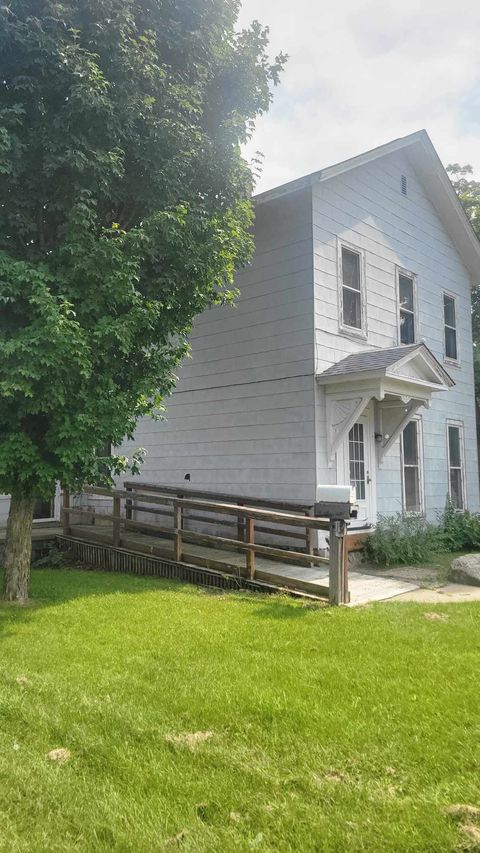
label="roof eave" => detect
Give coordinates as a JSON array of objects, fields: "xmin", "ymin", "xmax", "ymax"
[
  {"xmin": 317, "ymin": 369, "xmax": 451, "ymax": 393},
  {"xmin": 254, "ymin": 130, "xmax": 428, "ymax": 206},
  {"xmin": 316, "ymin": 368, "xmax": 387, "ymax": 386}
]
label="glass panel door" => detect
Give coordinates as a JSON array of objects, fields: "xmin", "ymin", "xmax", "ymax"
[
  {"xmin": 348, "ymin": 423, "xmax": 366, "ymax": 501},
  {"xmin": 338, "ymin": 410, "xmax": 375, "ymax": 528}
]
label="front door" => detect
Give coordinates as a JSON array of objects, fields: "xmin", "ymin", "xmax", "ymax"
[{"xmin": 338, "ymin": 409, "xmax": 376, "ymax": 527}]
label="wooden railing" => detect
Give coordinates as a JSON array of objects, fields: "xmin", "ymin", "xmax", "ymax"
[
  {"xmin": 123, "ymin": 480, "xmax": 317, "ymax": 555},
  {"xmin": 62, "ymin": 485, "xmax": 350, "ymax": 605}
]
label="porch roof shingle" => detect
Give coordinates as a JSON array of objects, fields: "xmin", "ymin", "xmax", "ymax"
[{"xmin": 319, "ymin": 344, "xmax": 423, "ymax": 377}]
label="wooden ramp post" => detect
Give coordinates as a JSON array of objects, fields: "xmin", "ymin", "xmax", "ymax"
[
  {"xmin": 329, "ymin": 520, "xmax": 349, "ymax": 605},
  {"xmin": 125, "ymin": 484, "xmax": 133, "ymax": 521},
  {"xmin": 62, "ymin": 489, "xmax": 70, "ymax": 536},
  {"xmin": 246, "ymin": 517, "xmax": 255, "ymax": 579},
  {"xmin": 112, "ymin": 495, "xmax": 121, "ymax": 548},
  {"xmin": 174, "ymin": 502, "xmax": 183, "ymax": 562}
]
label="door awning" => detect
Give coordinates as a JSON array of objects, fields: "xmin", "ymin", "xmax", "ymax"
[{"xmin": 316, "ymin": 343, "xmax": 454, "ymax": 462}]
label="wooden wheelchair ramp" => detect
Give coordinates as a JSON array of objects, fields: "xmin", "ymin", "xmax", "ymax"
[
  {"xmin": 60, "ymin": 485, "xmax": 417, "ymax": 605},
  {"xmin": 62, "ymin": 485, "xmax": 351, "ymax": 604}
]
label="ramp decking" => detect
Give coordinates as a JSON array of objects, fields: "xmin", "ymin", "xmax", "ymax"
[
  {"xmin": 0, "ymin": 512, "xmax": 418, "ymax": 605},
  {"xmin": 64, "ymin": 521, "xmax": 418, "ymax": 605}
]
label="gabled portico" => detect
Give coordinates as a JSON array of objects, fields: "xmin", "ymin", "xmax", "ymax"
[
  {"xmin": 317, "ymin": 343, "xmax": 454, "ymax": 464},
  {"xmin": 316, "ymin": 344, "xmax": 455, "ymax": 526}
]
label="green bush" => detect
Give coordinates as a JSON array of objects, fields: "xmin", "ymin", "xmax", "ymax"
[
  {"xmin": 363, "ymin": 502, "xmax": 480, "ymax": 567},
  {"xmin": 362, "ymin": 513, "xmax": 441, "ymax": 566},
  {"xmin": 438, "ymin": 501, "xmax": 480, "ymax": 551}
]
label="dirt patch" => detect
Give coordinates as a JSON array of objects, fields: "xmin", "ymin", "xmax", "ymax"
[
  {"xmin": 460, "ymin": 823, "xmax": 480, "ymax": 846},
  {"xmin": 324, "ymin": 772, "xmax": 346, "ymax": 783},
  {"xmin": 424, "ymin": 612, "xmax": 450, "ymax": 622},
  {"xmin": 446, "ymin": 804, "xmax": 480, "ymax": 819},
  {"xmin": 445, "ymin": 804, "xmax": 480, "ymax": 848},
  {"xmin": 46, "ymin": 748, "xmax": 71, "ymax": 764},
  {"xmin": 165, "ymin": 731, "xmax": 214, "ymax": 751},
  {"xmin": 312, "ymin": 770, "xmax": 347, "ymax": 785}
]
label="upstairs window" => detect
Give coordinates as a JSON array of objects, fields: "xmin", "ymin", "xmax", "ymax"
[
  {"xmin": 339, "ymin": 244, "xmax": 366, "ymax": 336},
  {"xmin": 447, "ymin": 422, "xmax": 465, "ymax": 509},
  {"xmin": 398, "ymin": 271, "xmax": 416, "ymax": 345},
  {"xmin": 444, "ymin": 294, "xmax": 458, "ymax": 362},
  {"xmin": 401, "ymin": 419, "xmax": 423, "ymax": 513}
]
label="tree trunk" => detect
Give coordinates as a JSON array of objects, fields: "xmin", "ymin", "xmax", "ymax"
[{"xmin": 2, "ymin": 493, "xmax": 35, "ymax": 602}]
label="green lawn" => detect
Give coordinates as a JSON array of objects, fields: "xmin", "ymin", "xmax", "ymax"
[{"xmin": 1, "ymin": 569, "xmax": 480, "ymax": 852}]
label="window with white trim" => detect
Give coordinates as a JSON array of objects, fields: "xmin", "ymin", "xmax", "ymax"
[
  {"xmin": 443, "ymin": 293, "xmax": 458, "ymax": 362},
  {"xmin": 401, "ymin": 419, "xmax": 424, "ymax": 513},
  {"xmin": 33, "ymin": 498, "xmax": 55, "ymax": 520},
  {"xmin": 398, "ymin": 270, "xmax": 416, "ymax": 345},
  {"xmin": 447, "ymin": 422, "xmax": 465, "ymax": 509},
  {"xmin": 339, "ymin": 244, "xmax": 366, "ymax": 335}
]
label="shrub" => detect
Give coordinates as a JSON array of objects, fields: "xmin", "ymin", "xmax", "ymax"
[
  {"xmin": 362, "ymin": 513, "xmax": 441, "ymax": 566},
  {"xmin": 438, "ymin": 501, "xmax": 480, "ymax": 551}
]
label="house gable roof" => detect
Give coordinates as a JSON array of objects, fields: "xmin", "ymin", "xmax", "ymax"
[
  {"xmin": 317, "ymin": 342, "xmax": 455, "ymax": 389},
  {"xmin": 255, "ymin": 130, "xmax": 480, "ymax": 281}
]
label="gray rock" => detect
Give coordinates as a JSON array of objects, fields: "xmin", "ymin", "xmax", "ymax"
[{"xmin": 449, "ymin": 554, "xmax": 480, "ymax": 586}]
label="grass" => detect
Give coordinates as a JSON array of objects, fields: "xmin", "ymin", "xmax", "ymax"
[{"xmin": 1, "ymin": 568, "xmax": 480, "ymax": 852}]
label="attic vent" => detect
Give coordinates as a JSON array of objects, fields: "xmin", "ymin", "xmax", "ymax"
[{"xmin": 401, "ymin": 175, "xmax": 407, "ymax": 196}]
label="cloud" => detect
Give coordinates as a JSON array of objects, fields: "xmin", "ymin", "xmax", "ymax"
[{"xmin": 237, "ymin": 0, "xmax": 480, "ymax": 192}]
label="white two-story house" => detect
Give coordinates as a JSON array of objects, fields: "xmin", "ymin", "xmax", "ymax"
[
  {"xmin": 117, "ymin": 130, "xmax": 480, "ymax": 529},
  {"xmin": 1, "ymin": 130, "xmax": 478, "ymax": 532}
]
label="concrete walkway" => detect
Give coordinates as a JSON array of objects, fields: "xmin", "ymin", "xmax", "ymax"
[
  {"xmin": 254, "ymin": 562, "xmax": 419, "ymax": 606},
  {"xmin": 390, "ymin": 583, "xmax": 480, "ymax": 603}
]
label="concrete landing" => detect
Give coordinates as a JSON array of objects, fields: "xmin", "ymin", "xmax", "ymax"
[{"xmin": 256, "ymin": 563, "xmax": 419, "ymax": 606}]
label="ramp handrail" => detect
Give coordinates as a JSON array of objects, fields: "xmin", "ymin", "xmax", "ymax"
[{"xmin": 62, "ymin": 486, "xmax": 350, "ymax": 604}]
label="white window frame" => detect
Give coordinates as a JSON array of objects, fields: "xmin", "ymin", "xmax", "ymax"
[
  {"xmin": 443, "ymin": 291, "xmax": 460, "ymax": 365},
  {"xmin": 337, "ymin": 240, "xmax": 367, "ymax": 339},
  {"xmin": 396, "ymin": 267, "xmax": 418, "ymax": 346},
  {"xmin": 32, "ymin": 497, "xmax": 56, "ymax": 522},
  {"xmin": 446, "ymin": 420, "xmax": 467, "ymax": 510},
  {"xmin": 32, "ymin": 484, "xmax": 61, "ymax": 523},
  {"xmin": 400, "ymin": 416, "xmax": 425, "ymax": 515}
]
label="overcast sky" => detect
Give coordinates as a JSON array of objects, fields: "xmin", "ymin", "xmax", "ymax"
[{"xmin": 237, "ymin": 0, "xmax": 480, "ymax": 193}]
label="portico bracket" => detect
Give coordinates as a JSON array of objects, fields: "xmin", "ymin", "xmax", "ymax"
[
  {"xmin": 376, "ymin": 398, "xmax": 429, "ymax": 464},
  {"xmin": 327, "ymin": 394, "xmax": 373, "ymax": 465}
]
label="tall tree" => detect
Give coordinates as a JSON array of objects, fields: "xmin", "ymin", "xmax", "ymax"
[
  {"xmin": 447, "ymin": 164, "xmax": 480, "ymax": 238},
  {"xmin": 0, "ymin": 0, "xmax": 286, "ymax": 601}
]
